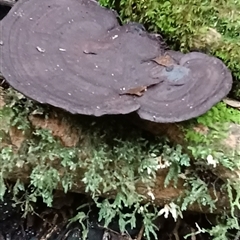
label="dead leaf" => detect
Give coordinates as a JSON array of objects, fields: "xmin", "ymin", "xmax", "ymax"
[
  {"xmin": 119, "ymin": 86, "xmax": 147, "ymax": 97},
  {"xmin": 193, "ymin": 124, "xmax": 209, "ymax": 135},
  {"xmin": 152, "ymin": 54, "xmax": 176, "ymax": 67},
  {"xmin": 119, "ymin": 81, "xmax": 163, "ymax": 97},
  {"xmin": 223, "ymin": 98, "xmax": 240, "ymax": 109}
]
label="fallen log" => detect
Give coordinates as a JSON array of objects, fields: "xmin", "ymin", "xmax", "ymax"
[
  {"xmin": 132, "ymin": 115, "xmax": 240, "ymax": 182},
  {"xmin": 0, "ymin": 86, "xmax": 239, "ymax": 214}
]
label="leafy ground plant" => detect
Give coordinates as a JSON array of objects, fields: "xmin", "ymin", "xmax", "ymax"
[{"xmin": 0, "ymin": 87, "xmax": 222, "ymax": 239}]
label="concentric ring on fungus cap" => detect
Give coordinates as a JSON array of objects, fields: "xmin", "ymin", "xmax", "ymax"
[
  {"xmin": 0, "ymin": 0, "xmax": 233, "ymax": 123},
  {"xmin": 137, "ymin": 51, "xmax": 233, "ymax": 122}
]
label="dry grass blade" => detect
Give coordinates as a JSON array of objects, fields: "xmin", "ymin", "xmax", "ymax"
[
  {"xmin": 223, "ymin": 98, "xmax": 240, "ymax": 109},
  {"xmin": 0, "ymin": 0, "xmax": 16, "ymax": 7}
]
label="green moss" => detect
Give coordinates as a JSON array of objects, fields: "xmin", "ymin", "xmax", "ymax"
[
  {"xmin": 197, "ymin": 102, "xmax": 240, "ymax": 126},
  {"xmin": 181, "ymin": 102, "xmax": 240, "ymax": 173},
  {"xmin": 184, "ymin": 102, "xmax": 240, "ymax": 146},
  {"xmin": 100, "ymin": 0, "xmax": 240, "ymax": 97},
  {"xmin": 183, "ymin": 102, "xmax": 240, "ymax": 156}
]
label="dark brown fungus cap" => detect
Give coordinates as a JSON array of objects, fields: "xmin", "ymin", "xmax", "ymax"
[
  {"xmin": 0, "ymin": 0, "xmax": 233, "ymax": 122},
  {"xmin": 137, "ymin": 51, "xmax": 233, "ymax": 122}
]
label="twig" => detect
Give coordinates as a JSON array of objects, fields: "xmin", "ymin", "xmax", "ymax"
[
  {"xmin": 97, "ymin": 224, "xmax": 132, "ymax": 239},
  {"xmin": 172, "ymin": 218, "xmax": 181, "ymax": 240},
  {"xmin": 190, "ymin": 227, "xmax": 197, "ymax": 240},
  {"xmin": 40, "ymin": 224, "xmax": 58, "ymax": 240},
  {"xmin": 135, "ymin": 224, "xmax": 144, "ymax": 240}
]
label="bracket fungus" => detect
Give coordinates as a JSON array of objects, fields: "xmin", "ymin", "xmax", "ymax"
[{"xmin": 0, "ymin": 0, "xmax": 233, "ymax": 122}]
